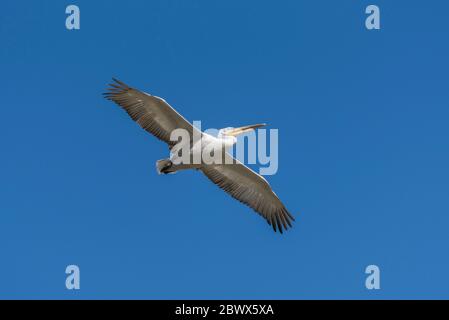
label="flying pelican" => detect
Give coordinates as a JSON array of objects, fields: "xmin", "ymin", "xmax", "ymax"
[{"xmin": 103, "ymin": 79, "xmax": 295, "ymax": 233}]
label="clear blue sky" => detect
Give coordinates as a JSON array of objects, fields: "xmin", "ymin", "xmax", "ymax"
[{"xmin": 1, "ymin": 0, "xmax": 448, "ymax": 299}]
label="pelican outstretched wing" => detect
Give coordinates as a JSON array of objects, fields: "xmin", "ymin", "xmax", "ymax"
[
  {"xmin": 201, "ymin": 154, "xmax": 295, "ymax": 233},
  {"xmin": 103, "ymin": 78, "xmax": 200, "ymax": 148}
]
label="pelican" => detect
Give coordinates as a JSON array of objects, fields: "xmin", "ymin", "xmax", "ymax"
[{"xmin": 103, "ymin": 79, "xmax": 295, "ymax": 233}]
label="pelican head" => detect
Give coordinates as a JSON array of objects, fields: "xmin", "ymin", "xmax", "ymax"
[{"xmin": 218, "ymin": 123, "xmax": 266, "ymax": 139}]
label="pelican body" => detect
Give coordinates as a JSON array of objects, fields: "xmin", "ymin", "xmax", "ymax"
[
  {"xmin": 104, "ymin": 79, "xmax": 295, "ymax": 233},
  {"xmin": 158, "ymin": 124, "xmax": 266, "ymax": 174}
]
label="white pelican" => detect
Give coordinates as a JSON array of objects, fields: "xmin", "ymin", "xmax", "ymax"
[{"xmin": 103, "ymin": 79, "xmax": 295, "ymax": 233}]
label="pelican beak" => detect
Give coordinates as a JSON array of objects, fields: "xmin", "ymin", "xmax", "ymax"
[{"xmin": 226, "ymin": 123, "xmax": 266, "ymax": 136}]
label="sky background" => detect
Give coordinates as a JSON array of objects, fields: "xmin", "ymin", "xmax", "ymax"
[{"xmin": 1, "ymin": 0, "xmax": 448, "ymax": 299}]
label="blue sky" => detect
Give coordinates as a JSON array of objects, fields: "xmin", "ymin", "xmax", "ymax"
[{"xmin": 1, "ymin": 0, "xmax": 448, "ymax": 299}]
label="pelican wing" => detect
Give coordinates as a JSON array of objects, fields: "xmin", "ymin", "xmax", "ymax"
[
  {"xmin": 201, "ymin": 155, "xmax": 295, "ymax": 233},
  {"xmin": 103, "ymin": 78, "xmax": 199, "ymax": 147}
]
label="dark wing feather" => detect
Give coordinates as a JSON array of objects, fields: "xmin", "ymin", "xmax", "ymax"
[
  {"xmin": 201, "ymin": 154, "xmax": 295, "ymax": 233},
  {"xmin": 103, "ymin": 78, "xmax": 200, "ymax": 147}
]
